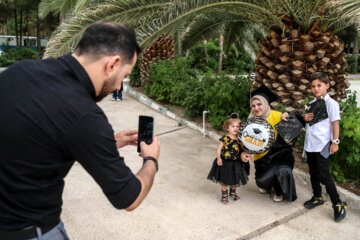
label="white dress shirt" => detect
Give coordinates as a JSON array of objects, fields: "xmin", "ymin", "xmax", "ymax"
[{"xmin": 304, "ymin": 94, "xmax": 340, "ymax": 152}]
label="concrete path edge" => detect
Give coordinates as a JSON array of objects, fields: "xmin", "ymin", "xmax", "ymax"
[{"xmin": 124, "ymin": 83, "xmax": 360, "ymax": 213}]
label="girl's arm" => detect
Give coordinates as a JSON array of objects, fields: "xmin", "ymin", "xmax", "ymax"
[
  {"xmin": 217, "ymin": 141, "xmax": 224, "ymax": 166},
  {"xmin": 330, "ymin": 120, "xmax": 340, "ymax": 154},
  {"xmin": 241, "ymin": 151, "xmax": 251, "ymax": 162}
]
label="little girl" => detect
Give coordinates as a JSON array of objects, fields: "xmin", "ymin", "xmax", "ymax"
[{"xmin": 207, "ymin": 113, "xmax": 249, "ymax": 204}]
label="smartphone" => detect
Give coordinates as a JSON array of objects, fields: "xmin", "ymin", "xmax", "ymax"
[{"xmin": 137, "ymin": 115, "xmax": 154, "ymax": 153}]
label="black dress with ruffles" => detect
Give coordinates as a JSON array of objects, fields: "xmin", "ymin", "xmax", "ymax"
[{"xmin": 207, "ymin": 134, "xmax": 249, "ymax": 186}]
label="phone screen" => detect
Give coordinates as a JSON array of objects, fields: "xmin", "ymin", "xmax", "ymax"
[{"xmin": 137, "ymin": 116, "xmax": 154, "ymax": 153}]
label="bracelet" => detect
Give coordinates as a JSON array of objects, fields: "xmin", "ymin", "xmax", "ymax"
[{"xmin": 143, "ymin": 156, "xmax": 158, "ymax": 172}]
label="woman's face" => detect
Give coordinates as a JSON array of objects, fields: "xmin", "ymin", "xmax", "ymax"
[{"xmin": 251, "ymin": 99, "xmax": 265, "ymax": 117}]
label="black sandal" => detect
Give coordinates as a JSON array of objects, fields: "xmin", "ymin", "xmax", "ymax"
[
  {"xmin": 230, "ymin": 188, "xmax": 240, "ymax": 202},
  {"xmin": 221, "ymin": 190, "xmax": 229, "ymax": 204}
]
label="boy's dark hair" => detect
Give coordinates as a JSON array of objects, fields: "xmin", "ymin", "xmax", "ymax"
[
  {"xmin": 75, "ymin": 21, "xmax": 141, "ymax": 63},
  {"xmin": 310, "ymin": 72, "xmax": 330, "ymax": 84}
]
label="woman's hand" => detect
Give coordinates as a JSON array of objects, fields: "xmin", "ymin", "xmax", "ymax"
[
  {"xmin": 281, "ymin": 112, "xmax": 289, "ymax": 121},
  {"xmin": 241, "ymin": 152, "xmax": 251, "ymax": 162}
]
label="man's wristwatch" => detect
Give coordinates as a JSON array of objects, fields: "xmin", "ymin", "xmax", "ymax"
[
  {"xmin": 143, "ymin": 156, "xmax": 158, "ymax": 172},
  {"xmin": 332, "ymin": 139, "xmax": 340, "ymax": 144}
]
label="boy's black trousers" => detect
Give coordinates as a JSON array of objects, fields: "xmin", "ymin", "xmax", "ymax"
[{"xmin": 306, "ymin": 152, "xmax": 341, "ymax": 205}]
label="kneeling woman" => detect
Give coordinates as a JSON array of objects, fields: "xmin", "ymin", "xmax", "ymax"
[{"xmin": 246, "ymin": 88, "xmax": 297, "ymax": 202}]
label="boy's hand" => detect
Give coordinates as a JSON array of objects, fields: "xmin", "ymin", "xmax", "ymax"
[
  {"xmin": 281, "ymin": 112, "xmax": 289, "ymax": 121},
  {"xmin": 330, "ymin": 143, "xmax": 339, "ymax": 155},
  {"xmin": 304, "ymin": 113, "xmax": 314, "ymax": 122},
  {"xmin": 217, "ymin": 158, "xmax": 223, "ymax": 166},
  {"xmin": 241, "ymin": 152, "xmax": 251, "ymax": 162}
]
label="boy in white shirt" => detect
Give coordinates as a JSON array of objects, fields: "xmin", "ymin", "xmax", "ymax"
[{"xmin": 303, "ymin": 72, "xmax": 347, "ymax": 222}]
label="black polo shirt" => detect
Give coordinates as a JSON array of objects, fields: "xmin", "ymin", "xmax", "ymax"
[{"xmin": 0, "ymin": 55, "xmax": 141, "ymax": 230}]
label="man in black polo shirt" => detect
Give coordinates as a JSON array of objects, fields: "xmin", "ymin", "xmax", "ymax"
[{"xmin": 0, "ymin": 22, "xmax": 160, "ymax": 239}]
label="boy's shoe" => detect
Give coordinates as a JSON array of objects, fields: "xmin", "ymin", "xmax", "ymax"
[
  {"xmin": 304, "ymin": 196, "xmax": 324, "ymax": 209},
  {"xmin": 333, "ymin": 201, "xmax": 347, "ymax": 222}
]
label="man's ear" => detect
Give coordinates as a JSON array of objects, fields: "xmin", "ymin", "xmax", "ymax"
[{"xmin": 105, "ymin": 55, "xmax": 121, "ymax": 75}]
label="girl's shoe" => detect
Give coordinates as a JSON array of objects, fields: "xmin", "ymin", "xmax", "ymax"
[
  {"xmin": 273, "ymin": 194, "xmax": 283, "ymax": 202},
  {"xmin": 221, "ymin": 190, "xmax": 229, "ymax": 204},
  {"xmin": 230, "ymin": 188, "xmax": 240, "ymax": 202}
]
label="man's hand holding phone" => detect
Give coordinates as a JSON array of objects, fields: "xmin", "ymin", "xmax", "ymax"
[
  {"xmin": 140, "ymin": 136, "xmax": 160, "ymax": 160},
  {"xmin": 137, "ymin": 116, "xmax": 160, "ymax": 169}
]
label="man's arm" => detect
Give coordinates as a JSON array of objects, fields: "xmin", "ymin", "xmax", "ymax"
[{"xmin": 126, "ymin": 137, "xmax": 160, "ymax": 211}]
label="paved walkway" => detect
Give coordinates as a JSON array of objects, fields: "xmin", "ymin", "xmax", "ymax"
[{"xmin": 61, "ymin": 93, "xmax": 360, "ymax": 240}]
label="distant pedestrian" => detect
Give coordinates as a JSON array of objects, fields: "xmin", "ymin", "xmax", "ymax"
[
  {"xmin": 303, "ymin": 72, "xmax": 347, "ymax": 222},
  {"xmin": 112, "ymin": 81, "xmax": 123, "ymax": 101},
  {"xmin": 207, "ymin": 113, "xmax": 249, "ymax": 204}
]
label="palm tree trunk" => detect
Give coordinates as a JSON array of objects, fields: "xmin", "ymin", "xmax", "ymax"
[
  {"xmin": 60, "ymin": 13, "xmax": 65, "ymax": 25},
  {"xmin": 218, "ymin": 33, "xmax": 223, "ymax": 72},
  {"xmin": 19, "ymin": 6, "xmax": 23, "ymax": 48},
  {"xmin": 14, "ymin": 9, "xmax": 18, "ymax": 47},
  {"xmin": 176, "ymin": 30, "xmax": 182, "ymax": 57},
  {"xmin": 36, "ymin": 12, "xmax": 41, "ymax": 54}
]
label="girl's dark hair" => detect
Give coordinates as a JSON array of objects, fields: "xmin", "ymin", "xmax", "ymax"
[{"xmin": 75, "ymin": 21, "xmax": 141, "ymax": 63}]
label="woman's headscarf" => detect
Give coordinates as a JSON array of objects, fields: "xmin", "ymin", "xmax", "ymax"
[{"xmin": 248, "ymin": 95, "xmax": 271, "ymax": 120}]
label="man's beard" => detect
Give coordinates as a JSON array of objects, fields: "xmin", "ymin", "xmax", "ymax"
[{"xmin": 95, "ymin": 78, "xmax": 115, "ymax": 102}]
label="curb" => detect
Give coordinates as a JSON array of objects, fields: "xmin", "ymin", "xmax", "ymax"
[
  {"xmin": 123, "ymin": 84, "xmax": 222, "ymax": 140},
  {"xmin": 124, "ymin": 83, "xmax": 360, "ymax": 214}
]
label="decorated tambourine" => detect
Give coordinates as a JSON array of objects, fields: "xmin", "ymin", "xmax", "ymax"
[{"xmin": 239, "ymin": 117, "xmax": 275, "ymax": 154}]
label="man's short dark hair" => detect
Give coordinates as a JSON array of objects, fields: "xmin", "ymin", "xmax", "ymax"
[
  {"xmin": 310, "ymin": 72, "xmax": 330, "ymax": 84},
  {"xmin": 75, "ymin": 21, "xmax": 141, "ymax": 63}
]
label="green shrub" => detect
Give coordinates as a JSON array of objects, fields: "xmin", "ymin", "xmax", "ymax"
[
  {"xmin": 206, "ymin": 74, "xmax": 251, "ymax": 129},
  {"xmin": 223, "ymin": 49, "xmax": 255, "ymax": 74},
  {"xmin": 144, "ymin": 57, "xmax": 251, "ymax": 130},
  {"xmin": 330, "ymin": 90, "xmax": 360, "ymax": 182},
  {"xmin": 145, "ymin": 57, "xmax": 194, "ymax": 102},
  {"xmin": 181, "ymin": 73, "xmax": 216, "ymax": 117},
  {"xmin": 0, "ymin": 47, "xmax": 38, "ymax": 67},
  {"xmin": 345, "ymin": 55, "xmax": 358, "ymax": 74},
  {"xmin": 129, "ymin": 58, "xmax": 141, "ymax": 86},
  {"xmin": 187, "ymin": 41, "xmax": 220, "ymax": 72}
]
